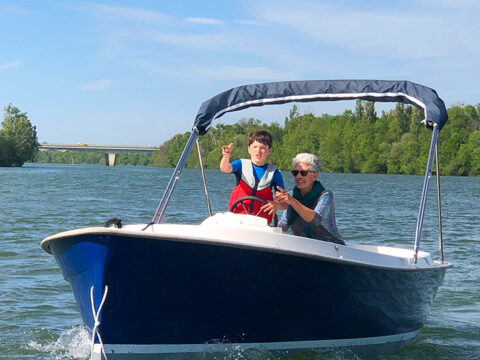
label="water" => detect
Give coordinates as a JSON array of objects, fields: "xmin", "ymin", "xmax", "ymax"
[{"xmin": 0, "ymin": 163, "xmax": 479, "ymax": 359}]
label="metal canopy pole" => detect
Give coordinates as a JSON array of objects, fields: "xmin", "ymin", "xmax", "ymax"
[
  {"xmin": 196, "ymin": 139, "xmax": 212, "ymax": 217},
  {"xmin": 152, "ymin": 128, "xmax": 199, "ymax": 224},
  {"xmin": 435, "ymin": 142, "xmax": 444, "ymax": 262},
  {"xmin": 413, "ymin": 124, "xmax": 439, "ymax": 264}
]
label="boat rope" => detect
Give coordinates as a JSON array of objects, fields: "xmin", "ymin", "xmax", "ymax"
[
  {"xmin": 90, "ymin": 285, "xmax": 109, "ymax": 360},
  {"xmin": 141, "ymin": 221, "xmax": 154, "ymax": 231}
]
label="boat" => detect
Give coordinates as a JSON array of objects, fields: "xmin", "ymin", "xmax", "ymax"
[{"xmin": 41, "ymin": 80, "xmax": 452, "ymax": 360}]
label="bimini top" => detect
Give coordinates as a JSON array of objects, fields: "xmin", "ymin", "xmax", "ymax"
[{"xmin": 193, "ymin": 80, "xmax": 448, "ymax": 135}]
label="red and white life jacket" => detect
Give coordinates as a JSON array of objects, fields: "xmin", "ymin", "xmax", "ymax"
[{"xmin": 228, "ymin": 159, "xmax": 277, "ymax": 223}]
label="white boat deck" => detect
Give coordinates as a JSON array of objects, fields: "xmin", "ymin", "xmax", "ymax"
[{"xmin": 42, "ymin": 212, "xmax": 448, "ymax": 271}]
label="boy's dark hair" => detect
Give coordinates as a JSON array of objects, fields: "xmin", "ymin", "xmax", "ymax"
[{"xmin": 248, "ymin": 130, "xmax": 273, "ymax": 148}]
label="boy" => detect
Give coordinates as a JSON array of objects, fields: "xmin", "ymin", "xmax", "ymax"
[{"xmin": 220, "ymin": 130, "xmax": 284, "ymax": 224}]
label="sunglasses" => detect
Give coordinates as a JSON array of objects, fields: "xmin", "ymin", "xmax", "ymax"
[{"xmin": 291, "ymin": 170, "xmax": 314, "ymax": 177}]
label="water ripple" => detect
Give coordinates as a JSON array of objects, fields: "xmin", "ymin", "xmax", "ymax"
[{"xmin": 1, "ymin": 164, "xmax": 478, "ymax": 359}]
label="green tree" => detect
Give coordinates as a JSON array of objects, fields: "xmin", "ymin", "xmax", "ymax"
[
  {"xmin": 321, "ymin": 115, "xmax": 346, "ymax": 172},
  {"xmin": 354, "ymin": 99, "xmax": 365, "ymax": 122},
  {"xmin": 409, "ymin": 106, "xmax": 424, "ymax": 140},
  {"xmin": 149, "ymin": 101, "xmax": 479, "ymax": 177},
  {"xmin": 0, "ymin": 135, "xmax": 14, "ymax": 166},
  {"xmin": 467, "ymin": 131, "xmax": 480, "ymax": 175},
  {"xmin": 1, "ymin": 104, "xmax": 38, "ymax": 166},
  {"xmin": 365, "ymin": 101, "xmax": 377, "ymax": 123},
  {"xmin": 395, "ymin": 103, "xmax": 409, "ymax": 134}
]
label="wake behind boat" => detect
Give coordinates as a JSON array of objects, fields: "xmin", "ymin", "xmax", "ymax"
[{"xmin": 41, "ymin": 80, "xmax": 452, "ymax": 359}]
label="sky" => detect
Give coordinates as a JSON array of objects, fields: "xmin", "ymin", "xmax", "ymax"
[{"xmin": 1, "ymin": 0, "xmax": 479, "ymax": 146}]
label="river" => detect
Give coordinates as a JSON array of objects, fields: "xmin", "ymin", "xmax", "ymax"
[{"xmin": 0, "ymin": 163, "xmax": 479, "ymax": 359}]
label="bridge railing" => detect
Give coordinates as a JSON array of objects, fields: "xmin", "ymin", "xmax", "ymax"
[{"xmin": 38, "ymin": 143, "xmax": 160, "ymax": 166}]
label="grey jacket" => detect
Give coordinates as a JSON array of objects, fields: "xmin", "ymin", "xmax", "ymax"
[{"xmin": 278, "ymin": 189, "xmax": 344, "ymax": 244}]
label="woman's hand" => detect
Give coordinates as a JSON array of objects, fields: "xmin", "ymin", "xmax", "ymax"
[
  {"xmin": 277, "ymin": 186, "xmax": 316, "ymax": 222},
  {"xmin": 275, "ymin": 186, "xmax": 293, "ymax": 206}
]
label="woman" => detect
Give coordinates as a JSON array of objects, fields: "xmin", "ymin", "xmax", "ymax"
[{"xmin": 275, "ymin": 153, "xmax": 344, "ymax": 244}]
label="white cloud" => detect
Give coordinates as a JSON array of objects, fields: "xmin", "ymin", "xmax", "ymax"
[
  {"xmin": 77, "ymin": 3, "xmax": 172, "ymax": 23},
  {"xmin": 0, "ymin": 5, "xmax": 28, "ymax": 15},
  {"xmin": 199, "ymin": 65, "xmax": 283, "ymax": 81},
  {"xmin": 251, "ymin": 0, "xmax": 480, "ymax": 58},
  {"xmin": 234, "ymin": 19, "xmax": 268, "ymax": 26},
  {"xmin": 185, "ymin": 17, "xmax": 223, "ymax": 25},
  {"xmin": 80, "ymin": 80, "xmax": 112, "ymax": 91},
  {"xmin": 76, "ymin": 3, "xmax": 290, "ymax": 65},
  {"xmin": 75, "ymin": 0, "xmax": 480, "ymax": 98},
  {"xmin": 0, "ymin": 60, "xmax": 20, "ymax": 70},
  {"xmin": 143, "ymin": 31, "xmax": 232, "ymax": 49},
  {"xmin": 436, "ymin": 0, "xmax": 480, "ymax": 8},
  {"xmin": 132, "ymin": 56, "xmax": 294, "ymax": 81}
]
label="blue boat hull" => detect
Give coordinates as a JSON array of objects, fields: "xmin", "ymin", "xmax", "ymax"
[{"xmin": 48, "ymin": 231, "xmax": 448, "ymax": 357}]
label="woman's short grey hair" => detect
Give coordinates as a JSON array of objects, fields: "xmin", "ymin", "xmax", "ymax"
[{"xmin": 292, "ymin": 153, "xmax": 321, "ymax": 172}]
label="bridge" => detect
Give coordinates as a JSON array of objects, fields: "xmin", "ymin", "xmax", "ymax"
[{"xmin": 39, "ymin": 143, "xmax": 160, "ymax": 166}]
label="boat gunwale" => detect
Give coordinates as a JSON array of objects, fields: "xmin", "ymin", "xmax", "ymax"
[{"xmin": 41, "ymin": 225, "xmax": 452, "ymax": 272}]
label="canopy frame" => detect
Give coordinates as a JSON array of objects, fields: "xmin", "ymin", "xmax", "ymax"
[
  {"xmin": 152, "ymin": 80, "xmax": 448, "ymax": 264},
  {"xmin": 194, "ymin": 80, "xmax": 448, "ymax": 135}
]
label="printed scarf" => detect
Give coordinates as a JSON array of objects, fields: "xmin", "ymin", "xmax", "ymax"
[{"xmin": 286, "ymin": 180, "xmax": 325, "ymax": 226}]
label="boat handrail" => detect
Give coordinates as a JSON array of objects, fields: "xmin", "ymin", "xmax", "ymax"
[
  {"xmin": 152, "ymin": 128, "xmax": 199, "ymax": 224},
  {"xmin": 196, "ymin": 138, "xmax": 212, "ymax": 217},
  {"xmin": 435, "ymin": 141, "xmax": 444, "ymax": 262},
  {"xmin": 413, "ymin": 123, "xmax": 439, "ymax": 264}
]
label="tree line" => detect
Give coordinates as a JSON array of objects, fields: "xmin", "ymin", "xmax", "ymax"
[
  {"xmin": 4, "ymin": 101, "xmax": 479, "ymax": 176},
  {"xmin": 152, "ymin": 101, "xmax": 480, "ymax": 176},
  {"xmin": 35, "ymin": 150, "xmax": 153, "ymax": 166}
]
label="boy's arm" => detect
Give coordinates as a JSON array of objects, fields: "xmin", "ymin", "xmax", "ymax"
[
  {"xmin": 260, "ymin": 170, "xmax": 285, "ymax": 215},
  {"xmin": 273, "ymin": 169, "xmax": 285, "ymax": 189},
  {"xmin": 220, "ymin": 143, "xmax": 234, "ymax": 173}
]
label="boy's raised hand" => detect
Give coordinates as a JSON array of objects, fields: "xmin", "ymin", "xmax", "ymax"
[
  {"xmin": 220, "ymin": 143, "xmax": 234, "ymax": 173},
  {"xmin": 222, "ymin": 143, "xmax": 234, "ymax": 158}
]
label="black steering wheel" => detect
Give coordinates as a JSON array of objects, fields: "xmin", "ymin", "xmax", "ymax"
[{"xmin": 229, "ymin": 195, "xmax": 278, "ymax": 227}]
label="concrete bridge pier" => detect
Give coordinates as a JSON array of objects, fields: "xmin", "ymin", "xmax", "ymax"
[{"xmin": 105, "ymin": 153, "xmax": 117, "ymax": 166}]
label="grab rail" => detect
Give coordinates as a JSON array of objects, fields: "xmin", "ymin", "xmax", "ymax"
[
  {"xmin": 413, "ymin": 124, "xmax": 439, "ymax": 264},
  {"xmin": 435, "ymin": 141, "xmax": 444, "ymax": 262},
  {"xmin": 152, "ymin": 128, "xmax": 199, "ymax": 224},
  {"xmin": 196, "ymin": 138, "xmax": 212, "ymax": 217}
]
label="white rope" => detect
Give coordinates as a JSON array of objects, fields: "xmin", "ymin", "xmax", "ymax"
[{"xmin": 90, "ymin": 285, "xmax": 109, "ymax": 360}]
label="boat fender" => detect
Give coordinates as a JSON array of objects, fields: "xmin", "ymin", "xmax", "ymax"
[{"xmin": 104, "ymin": 218, "xmax": 122, "ymax": 228}]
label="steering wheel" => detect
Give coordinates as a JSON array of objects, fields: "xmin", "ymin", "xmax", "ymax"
[{"xmin": 229, "ymin": 195, "xmax": 278, "ymax": 227}]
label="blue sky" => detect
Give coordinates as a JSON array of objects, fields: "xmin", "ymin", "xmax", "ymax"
[{"xmin": 1, "ymin": 0, "xmax": 479, "ymax": 145}]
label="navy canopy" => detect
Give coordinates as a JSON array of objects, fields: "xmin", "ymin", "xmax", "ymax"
[{"xmin": 193, "ymin": 80, "xmax": 448, "ymax": 135}]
